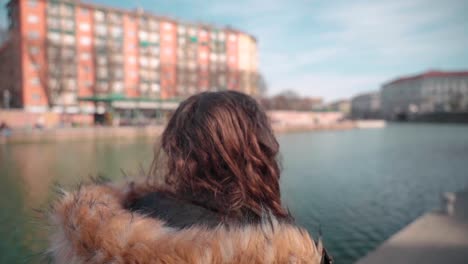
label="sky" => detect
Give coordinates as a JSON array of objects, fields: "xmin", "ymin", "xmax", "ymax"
[{"xmin": 1, "ymin": 0, "xmax": 468, "ymax": 102}]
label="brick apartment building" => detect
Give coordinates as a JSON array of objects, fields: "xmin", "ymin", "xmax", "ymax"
[{"xmin": 0, "ymin": 0, "xmax": 259, "ymax": 114}]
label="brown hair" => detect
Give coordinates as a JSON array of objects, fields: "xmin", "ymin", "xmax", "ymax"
[{"xmin": 150, "ymin": 91, "xmax": 289, "ymax": 222}]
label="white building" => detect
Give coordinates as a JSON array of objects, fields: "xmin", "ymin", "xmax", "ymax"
[{"xmin": 381, "ymin": 71, "xmax": 468, "ymax": 120}]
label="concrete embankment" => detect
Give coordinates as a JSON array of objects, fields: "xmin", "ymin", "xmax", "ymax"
[
  {"xmin": 356, "ymin": 189, "xmax": 468, "ymax": 264},
  {"xmin": 1, "ymin": 122, "xmax": 364, "ymax": 144},
  {"xmin": 272, "ymin": 121, "xmax": 356, "ymax": 134},
  {"xmin": 0, "ymin": 126, "xmax": 164, "ymax": 144}
]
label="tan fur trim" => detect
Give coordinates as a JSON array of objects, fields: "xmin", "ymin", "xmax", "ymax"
[{"xmin": 48, "ymin": 181, "xmax": 322, "ymax": 263}]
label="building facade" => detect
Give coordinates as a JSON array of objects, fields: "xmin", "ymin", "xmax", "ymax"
[
  {"xmin": 0, "ymin": 0, "xmax": 259, "ymax": 113},
  {"xmin": 381, "ymin": 71, "xmax": 468, "ymax": 120},
  {"xmin": 326, "ymin": 99, "xmax": 351, "ymax": 116},
  {"xmin": 350, "ymin": 92, "xmax": 381, "ymax": 119}
]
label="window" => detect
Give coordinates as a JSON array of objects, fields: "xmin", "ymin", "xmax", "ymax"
[
  {"xmin": 94, "ymin": 11, "xmax": 105, "ymax": 21},
  {"xmin": 62, "ymin": 92, "xmax": 76, "ymax": 104},
  {"xmin": 139, "ymin": 31, "xmax": 148, "ymax": 40},
  {"xmin": 188, "ymin": 61, "xmax": 196, "ymax": 70},
  {"xmin": 31, "ymin": 77, "xmax": 40, "ymax": 85},
  {"xmin": 163, "ymin": 34, "xmax": 172, "ymax": 41},
  {"xmin": 97, "ymin": 82, "xmax": 108, "ymax": 91},
  {"xmin": 48, "ymin": 4, "xmax": 59, "ymax": 15},
  {"xmin": 149, "ymin": 20, "xmax": 159, "ymax": 30},
  {"xmin": 163, "ymin": 22, "xmax": 173, "ymax": 30},
  {"xmin": 128, "ymin": 56, "xmax": 136, "ymax": 64},
  {"xmin": 29, "ymin": 46, "xmax": 39, "ymax": 54},
  {"xmin": 97, "ymin": 68, "xmax": 108, "ymax": 78},
  {"xmin": 28, "ymin": 0, "xmax": 38, "ymax": 7},
  {"xmin": 80, "ymin": 52, "xmax": 91, "ymax": 61},
  {"xmin": 111, "ymin": 54, "xmax": 123, "ymax": 63},
  {"xmin": 200, "ymin": 30, "xmax": 207, "ymax": 37},
  {"xmin": 62, "ymin": 48, "xmax": 75, "ymax": 59},
  {"xmin": 31, "ymin": 62, "xmax": 40, "ymax": 70},
  {"xmin": 66, "ymin": 79, "xmax": 77, "ymax": 90},
  {"xmin": 61, "ymin": 4, "xmax": 74, "ymax": 17},
  {"xmin": 95, "ymin": 38, "xmax": 105, "ymax": 46},
  {"xmin": 200, "ymin": 51, "xmax": 207, "ymax": 59},
  {"xmin": 150, "ymin": 47, "xmax": 159, "ymax": 55},
  {"xmin": 47, "ymin": 32, "xmax": 60, "ymax": 43},
  {"xmin": 164, "ymin": 48, "xmax": 172, "ymax": 55},
  {"xmin": 63, "ymin": 34, "xmax": 75, "ymax": 45},
  {"xmin": 48, "ymin": 78, "xmax": 58, "ymax": 89},
  {"xmin": 177, "ymin": 49, "xmax": 184, "ymax": 58},
  {"xmin": 127, "ymin": 44, "xmax": 135, "ymax": 51},
  {"xmin": 112, "ymin": 82, "xmax": 124, "ymax": 92},
  {"xmin": 80, "ymin": 8, "xmax": 89, "ymax": 15},
  {"xmin": 151, "ymin": 83, "xmax": 160, "ymax": 92},
  {"xmin": 111, "ymin": 26, "xmax": 122, "ymax": 37},
  {"xmin": 96, "ymin": 24, "xmax": 106, "ymax": 36},
  {"xmin": 28, "ymin": 31, "xmax": 40, "ymax": 40},
  {"xmin": 219, "ymin": 54, "xmax": 226, "ymax": 62},
  {"xmin": 229, "ymin": 34, "xmax": 237, "ymax": 42},
  {"xmin": 178, "ymin": 37, "xmax": 186, "ymax": 45},
  {"xmin": 79, "ymin": 23, "xmax": 90, "ymax": 32},
  {"xmin": 32, "ymin": 93, "xmax": 41, "ymax": 100},
  {"xmin": 178, "ymin": 26, "xmax": 186, "ymax": 34},
  {"xmin": 140, "ymin": 83, "xmax": 149, "ymax": 92},
  {"xmin": 28, "ymin": 15, "xmax": 39, "ymax": 24},
  {"xmin": 80, "ymin": 36, "xmax": 91, "ymax": 46},
  {"xmin": 140, "ymin": 57, "xmax": 148, "ymax": 67},
  {"xmin": 150, "ymin": 58, "xmax": 159, "ymax": 68},
  {"xmin": 61, "ymin": 18, "xmax": 74, "ymax": 31},
  {"xmin": 130, "ymin": 71, "xmax": 138, "ymax": 78},
  {"xmin": 218, "ymin": 32, "xmax": 226, "ymax": 41},
  {"xmin": 47, "ymin": 17, "xmax": 60, "ymax": 28},
  {"xmin": 149, "ymin": 33, "xmax": 159, "ymax": 42},
  {"xmin": 210, "ymin": 53, "xmax": 218, "ymax": 61},
  {"xmin": 97, "ymin": 56, "xmax": 107, "ymax": 65},
  {"xmin": 108, "ymin": 13, "xmax": 122, "ymax": 24}
]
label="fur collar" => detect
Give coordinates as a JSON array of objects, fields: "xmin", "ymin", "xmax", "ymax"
[{"xmin": 48, "ymin": 181, "xmax": 322, "ymax": 263}]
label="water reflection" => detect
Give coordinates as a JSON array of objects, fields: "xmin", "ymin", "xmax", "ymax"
[{"xmin": 1, "ymin": 124, "xmax": 468, "ymax": 263}]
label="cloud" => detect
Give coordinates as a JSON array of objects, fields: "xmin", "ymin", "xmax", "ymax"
[
  {"xmin": 257, "ymin": 0, "xmax": 468, "ymax": 100},
  {"xmin": 317, "ymin": 0, "xmax": 468, "ymax": 61}
]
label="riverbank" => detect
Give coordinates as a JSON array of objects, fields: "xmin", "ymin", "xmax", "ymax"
[
  {"xmin": 1, "ymin": 122, "xmax": 362, "ymax": 144},
  {"xmin": 356, "ymin": 189, "xmax": 468, "ymax": 264},
  {"xmin": 0, "ymin": 126, "xmax": 165, "ymax": 144}
]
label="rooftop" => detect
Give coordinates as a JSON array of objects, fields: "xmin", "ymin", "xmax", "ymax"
[{"xmin": 384, "ymin": 70, "xmax": 468, "ymax": 86}]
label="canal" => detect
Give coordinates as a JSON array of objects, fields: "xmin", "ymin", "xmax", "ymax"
[{"xmin": 1, "ymin": 123, "xmax": 467, "ymax": 263}]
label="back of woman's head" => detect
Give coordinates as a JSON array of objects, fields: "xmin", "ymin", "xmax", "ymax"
[{"xmin": 152, "ymin": 91, "xmax": 289, "ymax": 221}]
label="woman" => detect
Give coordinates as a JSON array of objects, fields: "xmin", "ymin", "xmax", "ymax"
[{"xmin": 48, "ymin": 91, "xmax": 329, "ymax": 263}]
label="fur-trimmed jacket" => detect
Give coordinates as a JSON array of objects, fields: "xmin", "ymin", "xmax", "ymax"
[{"xmin": 48, "ymin": 181, "xmax": 324, "ymax": 263}]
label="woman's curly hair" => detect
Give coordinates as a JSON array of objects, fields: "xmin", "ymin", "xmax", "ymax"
[{"xmin": 150, "ymin": 91, "xmax": 290, "ymax": 221}]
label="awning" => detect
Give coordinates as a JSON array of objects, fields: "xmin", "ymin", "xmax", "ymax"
[{"xmin": 78, "ymin": 94, "xmax": 181, "ymax": 110}]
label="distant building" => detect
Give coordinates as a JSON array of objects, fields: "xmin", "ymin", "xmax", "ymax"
[
  {"xmin": 351, "ymin": 92, "xmax": 381, "ymax": 119},
  {"xmin": 327, "ymin": 99, "xmax": 351, "ymax": 115},
  {"xmin": 381, "ymin": 71, "xmax": 468, "ymax": 120},
  {"xmin": 0, "ymin": 0, "xmax": 258, "ymax": 113}
]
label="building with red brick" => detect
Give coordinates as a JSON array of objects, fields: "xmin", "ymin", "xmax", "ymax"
[{"xmin": 0, "ymin": 0, "xmax": 259, "ymax": 114}]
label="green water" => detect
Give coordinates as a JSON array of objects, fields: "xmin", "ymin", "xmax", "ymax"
[{"xmin": 1, "ymin": 123, "xmax": 468, "ymax": 263}]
